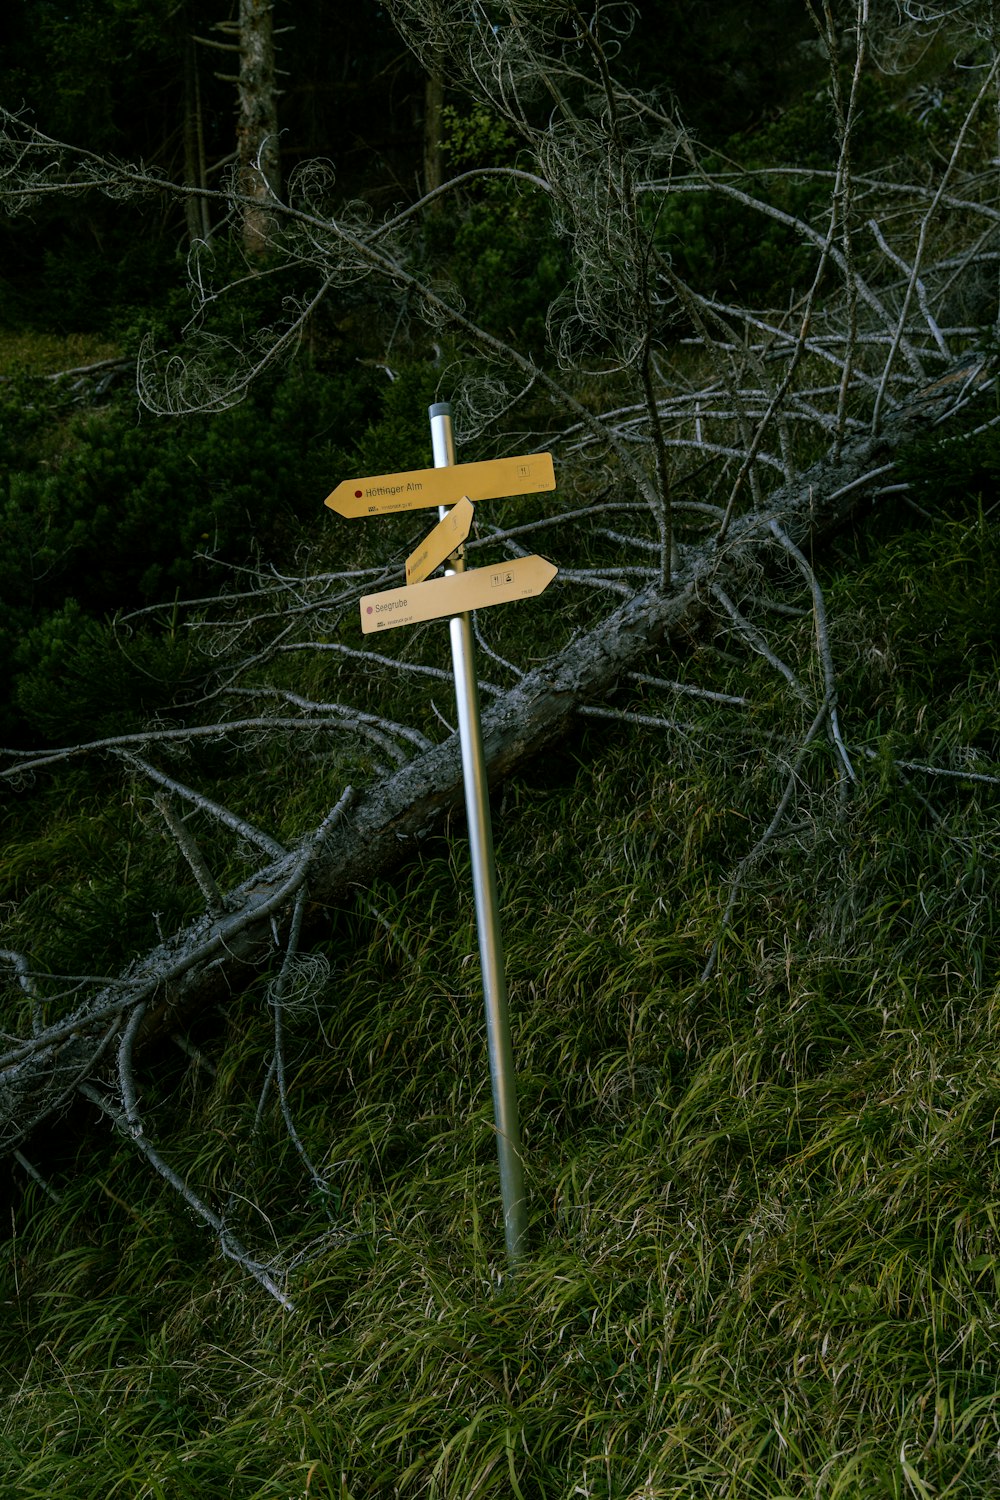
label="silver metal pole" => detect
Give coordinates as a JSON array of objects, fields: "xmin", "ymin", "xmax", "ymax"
[{"xmin": 428, "ymin": 401, "xmax": 528, "ymax": 1267}]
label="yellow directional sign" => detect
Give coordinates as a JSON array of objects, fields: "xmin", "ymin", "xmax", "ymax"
[
  {"xmin": 405, "ymin": 495, "xmax": 475, "ymax": 586},
  {"xmin": 326, "ymin": 452, "xmax": 555, "ymax": 518},
  {"xmin": 360, "ymin": 555, "xmax": 557, "ymax": 634}
]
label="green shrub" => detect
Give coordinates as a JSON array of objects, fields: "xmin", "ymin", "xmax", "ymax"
[
  {"xmin": 0, "ymin": 357, "xmax": 397, "ymax": 742},
  {"xmin": 420, "ymin": 105, "xmax": 569, "ymax": 354},
  {"xmin": 12, "ymin": 607, "xmax": 198, "ymax": 743},
  {"xmin": 660, "ymin": 75, "xmax": 922, "ymax": 305}
]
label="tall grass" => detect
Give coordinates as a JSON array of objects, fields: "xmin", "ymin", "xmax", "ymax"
[
  {"xmin": 1, "ymin": 495, "xmax": 999, "ymax": 1496},
  {"xmin": 0, "ymin": 330, "xmax": 120, "ymax": 377}
]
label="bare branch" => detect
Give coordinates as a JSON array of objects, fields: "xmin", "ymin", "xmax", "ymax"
[
  {"xmin": 274, "ymin": 641, "xmax": 504, "ymax": 699},
  {"xmin": 123, "ymin": 754, "xmax": 288, "ymax": 859},
  {"xmin": 117, "ymin": 1000, "xmax": 148, "ymax": 1136},
  {"xmin": 857, "ymin": 748, "xmax": 1000, "ymax": 785},
  {"xmin": 12, "ymin": 1151, "xmax": 62, "ymax": 1203},
  {"xmin": 154, "ymin": 793, "xmax": 224, "ymax": 916},
  {"xmin": 78, "ymin": 1081, "xmax": 295, "ymax": 1311},
  {"xmin": 3, "ymin": 719, "xmax": 395, "ymax": 782},
  {"xmin": 710, "ymin": 585, "xmax": 811, "ymax": 704},
  {"xmin": 0, "ymin": 950, "xmax": 44, "ymax": 1038},
  {"xmin": 702, "ymin": 696, "xmax": 833, "ymax": 982},
  {"xmin": 871, "ymin": 52, "xmax": 1000, "ymax": 429},
  {"xmin": 767, "ymin": 519, "xmax": 857, "ymax": 784},
  {"xmin": 628, "ymin": 673, "xmax": 751, "ymax": 708},
  {"xmin": 265, "ymin": 887, "xmax": 332, "ymax": 1198}
]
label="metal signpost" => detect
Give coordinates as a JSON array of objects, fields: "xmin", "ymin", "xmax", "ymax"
[{"xmin": 326, "ymin": 404, "xmax": 559, "ymax": 1268}]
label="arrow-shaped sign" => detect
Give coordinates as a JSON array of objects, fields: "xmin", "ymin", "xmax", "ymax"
[
  {"xmin": 405, "ymin": 495, "xmax": 475, "ymax": 586},
  {"xmin": 326, "ymin": 452, "xmax": 555, "ymax": 518},
  {"xmin": 360, "ymin": 555, "xmax": 557, "ymax": 634}
]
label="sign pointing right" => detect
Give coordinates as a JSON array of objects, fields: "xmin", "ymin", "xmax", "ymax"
[
  {"xmin": 361, "ymin": 554, "xmax": 557, "ymax": 633},
  {"xmin": 406, "ymin": 495, "xmax": 475, "ymax": 586}
]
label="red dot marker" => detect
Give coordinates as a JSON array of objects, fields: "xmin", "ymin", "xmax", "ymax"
[
  {"xmin": 355, "ymin": 489, "xmax": 363, "ymax": 498},
  {"xmin": 366, "ymin": 606, "xmax": 373, "ymax": 615}
]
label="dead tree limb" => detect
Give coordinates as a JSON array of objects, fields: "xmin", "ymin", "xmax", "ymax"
[{"xmin": 0, "ymin": 358, "xmax": 990, "ymax": 1159}]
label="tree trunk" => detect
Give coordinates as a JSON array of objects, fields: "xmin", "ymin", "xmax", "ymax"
[
  {"xmin": 182, "ymin": 33, "xmax": 211, "ymax": 246},
  {"xmin": 238, "ymin": 0, "xmax": 281, "ymax": 258}
]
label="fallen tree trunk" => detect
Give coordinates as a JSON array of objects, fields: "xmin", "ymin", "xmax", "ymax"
[
  {"xmin": 0, "ymin": 360, "xmax": 992, "ymax": 1156},
  {"xmin": 318, "ymin": 360, "xmax": 993, "ymax": 889}
]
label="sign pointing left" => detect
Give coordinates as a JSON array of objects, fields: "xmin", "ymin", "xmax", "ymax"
[{"xmin": 326, "ymin": 452, "xmax": 555, "ymax": 518}]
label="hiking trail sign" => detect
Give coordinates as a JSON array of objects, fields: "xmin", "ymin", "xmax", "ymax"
[
  {"xmin": 324, "ymin": 408, "xmax": 560, "ymax": 1270},
  {"xmin": 324, "ymin": 451, "xmax": 555, "ymax": 517},
  {"xmin": 363, "ymin": 553, "xmax": 558, "ymax": 632},
  {"xmin": 404, "ymin": 494, "xmax": 475, "ymax": 586}
]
